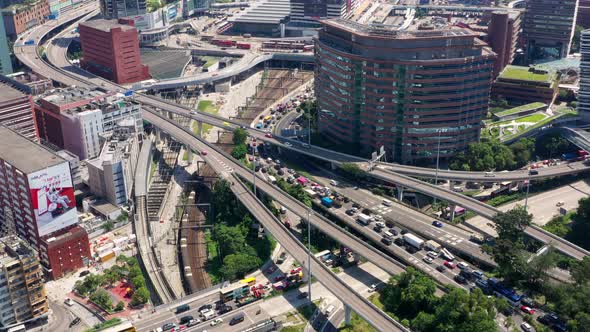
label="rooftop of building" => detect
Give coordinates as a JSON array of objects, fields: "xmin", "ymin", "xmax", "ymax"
[
  {"xmin": 38, "ymin": 87, "xmax": 138, "ymax": 113},
  {"xmin": 0, "ymin": 235, "xmax": 36, "ymax": 268},
  {"xmin": 230, "ymin": 0, "xmax": 290, "ymax": 24},
  {"xmin": 41, "ymin": 225, "xmax": 86, "ymax": 246},
  {"xmin": 322, "ymin": 18, "xmax": 479, "ymax": 39},
  {"xmin": 0, "ymin": 80, "xmax": 27, "ymax": 103},
  {"xmin": 80, "ymin": 18, "xmax": 136, "ymax": 33},
  {"xmin": 39, "ymin": 86, "xmax": 107, "ymax": 105},
  {"xmin": 88, "ymin": 126, "xmax": 137, "ymax": 170},
  {"xmin": 0, "ymin": 0, "xmax": 45, "ymax": 13},
  {"xmin": 498, "ymin": 65, "xmax": 555, "ymax": 83},
  {"xmin": 90, "ymin": 199, "xmax": 120, "ymax": 217},
  {"xmin": 0, "ymin": 125, "xmax": 65, "ymax": 174}
]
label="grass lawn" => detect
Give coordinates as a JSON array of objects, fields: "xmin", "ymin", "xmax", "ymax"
[
  {"xmin": 281, "ymin": 325, "xmax": 305, "ymax": 332},
  {"xmin": 500, "ymin": 65, "xmax": 551, "ymax": 82},
  {"xmin": 201, "ymin": 56, "xmax": 219, "ymax": 69},
  {"xmin": 495, "ymin": 102, "xmax": 546, "ymax": 118},
  {"xmin": 514, "ymin": 113, "xmax": 546, "ymax": 123},
  {"xmin": 339, "ymin": 312, "xmax": 379, "ymax": 332},
  {"xmin": 193, "ymin": 100, "xmax": 219, "ymax": 137}
]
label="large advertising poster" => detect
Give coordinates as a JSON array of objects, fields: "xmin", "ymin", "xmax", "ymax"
[{"xmin": 28, "ymin": 162, "xmax": 77, "ymax": 237}]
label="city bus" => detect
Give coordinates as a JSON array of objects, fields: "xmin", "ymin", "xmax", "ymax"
[
  {"xmin": 97, "ymin": 321, "xmax": 136, "ymax": 332},
  {"xmin": 220, "ymin": 283, "xmax": 250, "ymax": 302}
]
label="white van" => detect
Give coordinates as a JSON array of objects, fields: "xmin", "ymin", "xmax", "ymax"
[
  {"xmin": 330, "ymin": 180, "xmax": 339, "ymax": 187},
  {"xmin": 382, "ymin": 199, "xmax": 392, "ymax": 207},
  {"xmin": 383, "ymin": 230, "xmax": 394, "ymax": 239}
]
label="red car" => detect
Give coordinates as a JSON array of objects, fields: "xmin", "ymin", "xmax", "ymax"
[
  {"xmin": 290, "ymin": 267, "xmax": 302, "ymax": 275},
  {"xmin": 265, "ymin": 133, "xmax": 272, "ymax": 138},
  {"xmin": 520, "ymin": 306, "xmax": 535, "ymax": 315},
  {"xmin": 201, "ymin": 150, "xmax": 208, "ymax": 156},
  {"xmin": 444, "ymin": 261, "xmax": 456, "ymax": 269}
]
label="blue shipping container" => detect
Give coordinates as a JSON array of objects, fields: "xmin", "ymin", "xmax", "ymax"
[
  {"xmin": 321, "ymin": 197, "xmax": 333, "ymax": 208},
  {"xmin": 124, "ymin": 90, "xmax": 133, "ymax": 97},
  {"xmin": 562, "ymin": 152, "xmax": 577, "ymax": 160},
  {"xmin": 24, "ymin": 40, "xmax": 35, "ymax": 45}
]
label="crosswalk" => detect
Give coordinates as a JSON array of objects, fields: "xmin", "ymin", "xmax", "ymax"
[
  {"xmin": 372, "ymin": 204, "xmax": 393, "ymax": 215},
  {"xmin": 211, "ymin": 155, "xmax": 233, "ymax": 174},
  {"xmin": 439, "ymin": 233, "xmax": 463, "ymax": 246}
]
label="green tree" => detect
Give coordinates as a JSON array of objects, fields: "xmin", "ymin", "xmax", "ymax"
[
  {"xmin": 568, "ymin": 198, "xmax": 590, "ymax": 250},
  {"xmin": 571, "ymin": 257, "xmax": 590, "ymax": 285},
  {"xmin": 231, "ymin": 144, "xmax": 248, "ymax": 160},
  {"xmin": 103, "ymin": 220, "xmax": 114, "ymax": 231},
  {"xmin": 219, "ymin": 253, "xmax": 262, "ymax": 280},
  {"xmin": 510, "ymin": 138, "xmax": 535, "ymax": 168},
  {"xmin": 115, "ymin": 301, "xmax": 125, "ymax": 311},
  {"xmin": 103, "ymin": 269, "xmax": 120, "ymax": 287},
  {"xmin": 450, "ymin": 141, "xmax": 515, "ymax": 171},
  {"xmin": 232, "ymin": 128, "xmax": 248, "ymax": 145},
  {"xmin": 380, "ymin": 267, "xmax": 437, "ymax": 319},
  {"xmin": 535, "ymin": 134, "xmax": 571, "ymax": 158},
  {"xmin": 214, "ymin": 224, "xmax": 247, "ymax": 257},
  {"xmin": 489, "ymin": 206, "xmax": 532, "ymax": 284},
  {"xmin": 339, "ymin": 162, "xmax": 367, "ymax": 180},
  {"xmin": 569, "ymin": 312, "xmax": 590, "ymax": 332},
  {"xmin": 130, "ymin": 287, "xmax": 150, "ymax": 306},
  {"xmin": 131, "ymin": 275, "xmax": 146, "ymax": 289},
  {"xmin": 90, "ymin": 288, "xmax": 113, "ymax": 310}
]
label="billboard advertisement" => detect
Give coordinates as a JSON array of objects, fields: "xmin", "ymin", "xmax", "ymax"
[{"xmin": 28, "ymin": 162, "xmax": 77, "ymax": 237}]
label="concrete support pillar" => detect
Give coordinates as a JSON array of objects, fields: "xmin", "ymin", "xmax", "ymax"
[
  {"xmin": 450, "ymin": 205, "xmax": 456, "ymax": 222},
  {"xmin": 397, "ymin": 187, "xmax": 404, "ymax": 202},
  {"xmin": 344, "ymin": 305, "xmax": 351, "ymax": 324},
  {"xmin": 186, "ymin": 147, "xmax": 193, "ymax": 164},
  {"xmin": 196, "ymin": 121, "xmax": 203, "ymax": 137}
]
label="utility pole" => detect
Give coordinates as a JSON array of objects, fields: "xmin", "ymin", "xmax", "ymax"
[{"xmin": 307, "ymin": 206, "xmax": 312, "ymax": 300}]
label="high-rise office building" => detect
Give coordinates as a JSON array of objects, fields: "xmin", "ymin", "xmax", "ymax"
[
  {"xmin": 523, "ymin": 0, "xmax": 579, "ymax": 63},
  {"xmin": 0, "ymin": 236, "xmax": 48, "ymax": 329},
  {"xmin": 0, "ymin": 126, "xmax": 90, "ymax": 279},
  {"xmin": 487, "ymin": 11, "xmax": 521, "ymax": 78},
  {"xmin": 315, "ymin": 19, "xmax": 495, "ymax": 164},
  {"xmin": 99, "ymin": 0, "xmax": 146, "ymax": 19},
  {"xmin": 578, "ymin": 0, "xmax": 590, "ymax": 29},
  {"xmin": 79, "ymin": 18, "xmax": 150, "ymax": 84},
  {"xmin": 579, "ymin": 29, "xmax": 590, "ymax": 122}
]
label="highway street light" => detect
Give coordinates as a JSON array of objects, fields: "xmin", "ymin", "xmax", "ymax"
[{"xmin": 307, "ymin": 206, "xmax": 312, "ymax": 301}]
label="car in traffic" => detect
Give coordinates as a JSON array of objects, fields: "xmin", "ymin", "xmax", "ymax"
[
  {"xmin": 423, "ymin": 256, "xmax": 434, "ymax": 264},
  {"xmin": 381, "ymin": 237, "xmax": 392, "ymax": 246},
  {"xmin": 432, "ymin": 220, "xmax": 443, "ymax": 228},
  {"xmin": 229, "ymin": 313, "xmax": 245, "ymax": 326},
  {"xmin": 373, "ymin": 225, "xmax": 383, "ymax": 233},
  {"xmin": 162, "ymin": 323, "xmax": 176, "ymax": 331},
  {"xmin": 198, "ymin": 304, "xmax": 212, "ymax": 312},
  {"xmin": 200, "ymin": 150, "xmax": 208, "ymax": 156},
  {"xmin": 179, "ymin": 316, "xmax": 194, "ymax": 325},
  {"xmin": 444, "ymin": 261, "xmax": 456, "ymax": 269},
  {"xmin": 427, "ymin": 251, "xmax": 439, "ymax": 259},
  {"xmin": 187, "ymin": 319, "xmax": 200, "ymax": 327},
  {"xmin": 218, "ymin": 305, "xmax": 233, "ymax": 315},
  {"xmin": 265, "ymin": 132, "xmax": 272, "ymax": 138},
  {"xmin": 472, "ymin": 270, "xmax": 484, "ymax": 279},
  {"xmin": 454, "ymin": 274, "xmax": 467, "ymax": 284},
  {"xmin": 436, "ymin": 265, "xmax": 446, "ymax": 273},
  {"xmin": 368, "ymin": 284, "xmax": 377, "ymax": 293},
  {"xmin": 457, "ymin": 262, "xmax": 469, "ymax": 270},
  {"xmin": 284, "ymin": 142, "xmax": 292, "ymax": 147},
  {"xmin": 520, "ymin": 305, "xmax": 536, "ymax": 315},
  {"xmin": 210, "ymin": 318, "xmax": 223, "ymax": 326},
  {"xmin": 176, "ymin": 304, "xmax": 191, "ymax": 314}
]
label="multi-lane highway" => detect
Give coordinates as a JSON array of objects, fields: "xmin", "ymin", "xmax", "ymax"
[{"xmin": 144, "ymin": 109, "xmax": 410, "ymax": 332}]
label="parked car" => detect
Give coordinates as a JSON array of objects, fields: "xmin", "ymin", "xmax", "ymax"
[
  {"xmin": 520, "ymin": 322, "xmax": 533, "ymax": 332},
  {"xmin": 520, "ymin": 305, "xmax": 536, "ymax": 315},
  {"xmin": 297, "ymin": 292, "xmax": 309, "ymax": 299}
]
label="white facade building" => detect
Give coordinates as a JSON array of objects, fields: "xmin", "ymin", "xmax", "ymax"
[{"xmin": 580, "ymin": 29, "xmax": 590, "ymax": 123}]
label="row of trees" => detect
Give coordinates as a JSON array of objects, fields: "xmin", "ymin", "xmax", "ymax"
[
  {"xmin": 544, "ymin": 197, "xmax": 590, "ymax": 251},
  {"xmin": 378, "ymin": 268, "xmax": 503, "ymax": 331},
  {"xmin": 209, "ymin": 180, "xmax": 270, "ymax": 281},
  {"xmin": 450, "ymin": 135, "xmax": 575, "ymax": 172},
  {"xmin": 231, "ymin": 128, "xmax": 249, "ymax": 160}
]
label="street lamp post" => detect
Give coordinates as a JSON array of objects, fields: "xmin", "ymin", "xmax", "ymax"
[
  {"xmin": 307, "ymin": 206, "xmax": 312, "ymax": 300},
  {"xmin": 433, "ymin": 129, "xmax": 442, "ymax": 205}
]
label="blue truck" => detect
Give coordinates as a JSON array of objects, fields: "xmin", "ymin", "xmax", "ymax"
[
  {"xmin": 561, "ymin": 152, "xmax": 577, "ymax": 161},
  {"xmin": 321, "ymin": 197, "xmax": 333, "ymax": 208},
  {"xmin": 24, "ymin": 40, "xmax": 35, "ymax": 46}
]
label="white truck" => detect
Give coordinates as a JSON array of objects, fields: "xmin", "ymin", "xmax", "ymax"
[
  {"xmin": 357, "ymin": 213, "xmax": 372, "ymax": 225},
  {"xmin": 268, "ymin": 175, "xmax": 277, "ymax": 184},
  {"xmin": 424, "ymin": 240, "xmax": 442, "ymax": 253},
  {"xmin": 403, "ymin": 233, "xmax": 424, "ymax": 249}
]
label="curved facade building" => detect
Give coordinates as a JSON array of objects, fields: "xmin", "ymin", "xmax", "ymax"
[{"xmin": 315, "ymin": 19, "xmax": 496, "ymax": 164}]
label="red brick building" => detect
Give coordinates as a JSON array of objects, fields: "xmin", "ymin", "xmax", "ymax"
[
  {"xmin": 487, "ymin": 11, "xmax": 521, "ymax": 78},
  {"xmin": 79, "ymin": 18, "xmax": 150, "ymax": 84},
  {"xmin": 39, "ymin": 225, "xmax": 91, "ymax": 279},
  {"xmin": 0, "ymin": 126, "xmax": 90, "ymax": 279},
  {"xmin": 1, "ymin": 0, "xmax": 50, "ymax": 38},
  {"xmin": 0, "ymin": 79, "xmax": 37, "ymax": 140}
]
